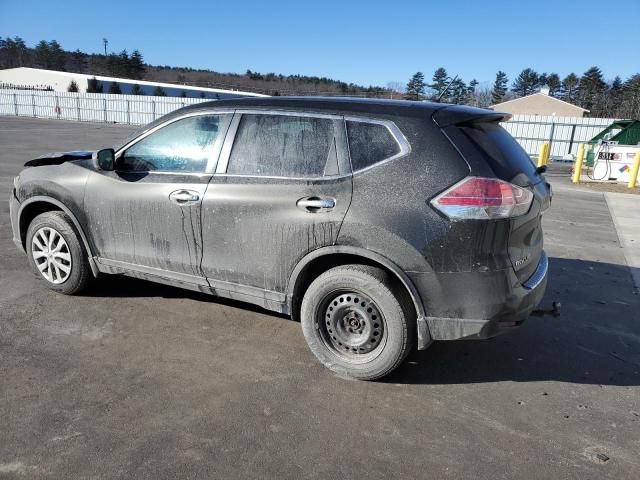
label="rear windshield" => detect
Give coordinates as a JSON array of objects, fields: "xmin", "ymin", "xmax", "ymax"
[{"xmin": 459, "ymin": 122, "xmax": 538, "ymax": 181}]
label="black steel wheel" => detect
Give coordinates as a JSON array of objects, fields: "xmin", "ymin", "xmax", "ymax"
[
  {"xmin": 301, "ymin": 265, "xmax": 415, "ymax": 380},
  {"xmin": 319, "ymin": 291, "xmax": 387, "ymax": 362}
]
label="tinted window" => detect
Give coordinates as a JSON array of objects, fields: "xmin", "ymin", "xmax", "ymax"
[
  {"xmin": 227, "ymin": 114, "xmax": 338, "ymax": 177},
  {"xmin": 346, "ymin": 120, "xmax": 401, "ymax": 171},
  {"xmin": 459, "ymin": 122, "xmax": 538, "ymax": 180},
  {"xmin": 120, "ymin": 115, "xmax": 225, "ymax": 172}
]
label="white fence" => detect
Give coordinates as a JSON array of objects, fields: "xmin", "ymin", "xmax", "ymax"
[
  {"xmin": 0, "ymin": 89, "xmax": 616, "ymax": 160},
  {"xmin": 501, "ymin": 115, "xmax": 615, "ymax": 159},
  {"xmin": 0, "ymin": 89, "xmax": 208, "ymax": 125}
]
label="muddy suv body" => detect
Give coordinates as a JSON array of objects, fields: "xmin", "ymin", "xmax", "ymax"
[{"xmin": 10, "ymin": 97, "xmax": 550, "ymax": 379}]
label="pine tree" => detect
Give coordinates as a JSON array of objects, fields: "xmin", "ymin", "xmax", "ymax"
[
  {"xmin": 562, "ymin": 73, "xmax": 579, "ymax": 102},
  {"xmin": 430, "ymin": 67, "xmax": 449, "ymax": 101},
  {"xmin": 48, "ymin": 40, "xmax": 65, "ymax": 70},
  {"xmin": 6, "ymin": 36, "xmax": 26, "ymax": 67},
  {"xmin": 404, "ymin": 72, "xmax": 426, "ymax": 101},
  {"xmin": 608, "ymin": 76, "xmax": 623, "ymax": 116},
  {"xmin": 511, "ymin": 68, "xmax": 539, "ymax": 97},
  {"xmin": 546, "ymin": 73, "xmax": 561, "ymax": 97},
  {"xmin": 33, "ymin": 40, "xmax": 50, "ymax": 68},
  {"xmin": 491, "ymin": 71, "xmax": 508, "ymax": 104},
  {"xmin": 129, "ymin": 49, "xmax": 145, "ymax": 80},
  {"xmin": 118, "ymin": 49, "xmax": 130, "ymax": 77},
  {"xmin": 71, "ymin": 49, "xmax": 85, "ymax": 73},
  {"xmin": 620, "ymin": 74, "xmax": 640, "ymax": 118},
  {"xmin": 86, "ymin": 77, "xmax": 102, "ymax": 93},
  {"xmin": 449, "ymin": 78, "xmax": 467, "ymax": 104},
  {"xmin": 577, "ymin": 66, "xmax": 607, "ymax": 114},
  {"xmin": 108, "ymin": 82, "xmax": 122, "ymax": 94},
  {"xmin": 67, "ymin": 80, "xmax": 79, "ymax": 92},
  {"xmin": 537, "ymin": 73, "xmax": 548, "ymax": 90},
  {"xmin": 466, "ymin": 79, "xmax": 479, "ymax": 105},
  {"xmin": 107, "ymin": 50, "xmax": 130, "ymax": 77},
  {"xmin": 153, "ymin": 86, "xmax": 166, "ymax": 96},
  {"xmin": 130, "ymin": 83, "xmax": 144, "ymax": 95},
  {"xmin": 0, "ymin": 36, "xmax": 26, "ymax": 67}
]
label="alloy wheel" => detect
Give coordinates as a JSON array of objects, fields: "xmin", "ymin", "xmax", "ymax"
[{"xmin": 31, "ymin": 226, "xmax": 72, "ymax": 284}]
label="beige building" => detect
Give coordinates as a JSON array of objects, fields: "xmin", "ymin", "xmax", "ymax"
[{"xmin": 491, "ymin": 89, "xmax": 588, "ymax": 117}]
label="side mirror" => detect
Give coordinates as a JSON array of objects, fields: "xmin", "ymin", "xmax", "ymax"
[{"xmin": 93, "ymin": 148, "xmax": 115, "ymax": 171}]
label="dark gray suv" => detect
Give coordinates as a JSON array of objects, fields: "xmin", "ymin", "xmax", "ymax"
[{"xmin": 9, "ymin": 97, "xmax": 550, "ymax": 380}]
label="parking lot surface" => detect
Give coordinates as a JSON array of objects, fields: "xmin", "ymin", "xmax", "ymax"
[{"xmin": 1, "ymin": 117, "xmax": 639, "ymax": 479}]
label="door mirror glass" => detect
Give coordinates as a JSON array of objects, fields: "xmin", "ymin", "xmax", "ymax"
[{"xmin": 93, "ymin": 148, "xmax": 115, "ymax": 171}]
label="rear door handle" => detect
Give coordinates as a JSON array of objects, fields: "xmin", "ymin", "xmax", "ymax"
[
  {"xmin": 169, "ymin": 189, "xmax": 201, "ymax": 206},
  {"xmin": 296, "ymin": 196, "xmax": 336, "ymax": 212}
]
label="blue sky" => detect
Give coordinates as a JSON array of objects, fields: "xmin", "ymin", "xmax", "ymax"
[{"xmin": 1, "ymin": 0, "xmax": 638, "ymax": 88}]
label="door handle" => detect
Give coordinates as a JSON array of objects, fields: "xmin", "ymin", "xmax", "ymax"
[
  {"xmin": 169, "ymin": 189, "xmax": 201, "ymax": 205},
  {"xmin": 296, "ymin": 196, "xmax": 336, "ymax": 212}
]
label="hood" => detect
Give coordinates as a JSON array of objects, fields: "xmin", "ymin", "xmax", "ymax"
[{"xmin": 24, "ymin": 150, "xmax": 94, "ymax": 167}]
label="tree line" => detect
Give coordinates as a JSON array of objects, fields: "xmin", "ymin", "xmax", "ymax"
[
  {"xmin": 1, "ymin": 36, "xmax": 638, "ymax": 118},
  {"xmin": 0, "ymin": 36, "xmax": 145, "ymax": 81},
  {"xmin": 405, "ymin": 66, "xmax": 640, "ymax": 118},
  {"xmin": 0, "ymin": 36, "xmax": 392, "ymax": 98}
]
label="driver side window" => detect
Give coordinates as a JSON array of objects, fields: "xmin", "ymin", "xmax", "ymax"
[{"xmin": 119, "ymin": 114, "xmax": 226, "ymax": 173}]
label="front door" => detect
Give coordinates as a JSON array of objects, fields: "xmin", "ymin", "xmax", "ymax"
[
  {"xmin": 200, "ymin": 111, "xmax": 353, "ymax": 298},
  {"xmin": 84, "ymin": 112, "xmax": 231, "ymax": 279}
]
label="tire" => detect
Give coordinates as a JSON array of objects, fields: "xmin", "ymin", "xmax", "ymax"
[
  {"xmin": 25, "ymin": 211, "xmax": 92, "ymax": 295},
  {"xmin": 301, "ymin": 265, "xmax": 415, "ymax": 380}
]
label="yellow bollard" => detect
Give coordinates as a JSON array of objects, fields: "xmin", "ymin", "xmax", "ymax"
[
  {"xmin": 572, "ymin": 144, "xmax": 585, "ymax": 184},
  {"xmin": 544, "ymin": 143, "xmax": 551, "ymax": 165},
  {"xmin": 537, "ymin": 143, "xmax": 549, "ymax": 168},
  {"xmin": 629, "ymin": 152, "xmax": 640, "ymax": 189}
]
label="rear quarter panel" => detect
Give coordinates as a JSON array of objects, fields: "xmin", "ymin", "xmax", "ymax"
[{"xmin": 338, "ymin": 115, "xmax": 515, "ymax": 274}]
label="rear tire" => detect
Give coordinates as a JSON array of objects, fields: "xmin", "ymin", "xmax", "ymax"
[
  {"xmin": 301, "ymin": 265, "xmax": 415, "ymax": 380},
  {"xmin": 26, "ymin": 211, "xmax": 92, "ymax": 295}
]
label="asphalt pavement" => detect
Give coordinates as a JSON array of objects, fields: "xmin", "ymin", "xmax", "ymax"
[{"xmin": 1, "ymin": 116, "xmax": 639, "ymax": 479}]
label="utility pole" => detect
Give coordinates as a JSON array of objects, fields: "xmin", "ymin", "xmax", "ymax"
[{"xmin": 103, "ymin": 38, "xmax": 108, "ymax": 56}]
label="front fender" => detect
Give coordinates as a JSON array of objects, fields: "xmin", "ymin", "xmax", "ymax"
[{"xmin": 16, "ymin": 187, "xmax": 98, "ymax": 277}]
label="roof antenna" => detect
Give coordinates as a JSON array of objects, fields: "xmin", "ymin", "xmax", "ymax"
[{"xmin": 437, "ymin": 74, "xmax": 458, "ymax": 102}]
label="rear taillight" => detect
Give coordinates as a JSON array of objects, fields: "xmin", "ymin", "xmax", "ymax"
[{"xmin": 431, "ymin": 176, "xmax": 533, "ymax": 220}]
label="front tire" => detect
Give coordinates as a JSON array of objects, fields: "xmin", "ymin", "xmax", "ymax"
[
  {"xmin": 26, "ymin": 211, "xmax": 92, "ymax": 295},
  {"xmin": 301, "ymin": 265, "xmax": 415, "ymax": 380}
]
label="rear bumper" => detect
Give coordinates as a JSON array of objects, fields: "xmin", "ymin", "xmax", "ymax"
[
  {"xmin": 411, "ymin": 251, "xmax": 548, "ymax": 342},
  {"xmin": 9, "ymin": 189, "xmax": 24, "ymax": 252}
]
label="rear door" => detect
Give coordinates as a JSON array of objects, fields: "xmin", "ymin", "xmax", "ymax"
[{"xmin": 200, "ymin": 110, "xmax": 352, "ymax": 296}]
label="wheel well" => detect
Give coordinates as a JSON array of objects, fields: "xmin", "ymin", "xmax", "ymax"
[
  {"xmin": 290, "ymin": 253, "xmax": 417, "ymax": 323},
  {"xmin": 19, "ymin": 201, "xmax": 62, "ymax": 248}
]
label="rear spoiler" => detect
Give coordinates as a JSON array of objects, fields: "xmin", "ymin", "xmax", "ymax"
[{"xmin": 432, "ymin": 105, "xmax": 511, "ymax": 128}]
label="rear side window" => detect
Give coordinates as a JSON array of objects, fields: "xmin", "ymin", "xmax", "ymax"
[
  {"xmin": 227, "ymin": 114, "xmax": 339, "ymax": 177},
  {"xmin": 346, "ymin": 120, "xmax": 401, "ymax": 171},
  {"xmin": 459, "ymin": 122, "xmax": 538, "ymax": 180}
]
